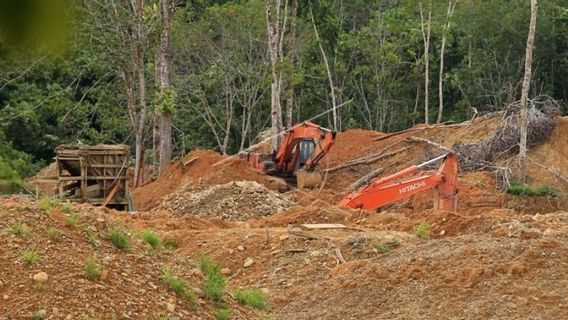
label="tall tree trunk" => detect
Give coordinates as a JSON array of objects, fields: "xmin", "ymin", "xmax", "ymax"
[
  {"xmin": 155, "ymin": 0, "xmax": 173, "ymax": 176},
  {"xmin": 265, "ymin": 0, "xmax": 286, "ymax": 150},
  {"xmin": 519, "ymin": 0, "xmax": 538, "ymax": 183},
  {"xmin": 309, "ymin": 1, "xmax": 338, "ymax": 130},
  {"xmin": 437, "ymin": 0, "xmax": 457, "ymax": 124},
  {"xmin": 285, "ymin": 0, "xmax": 298, "ymax": 129},
  {"xmin": 420, "ymin": 1, "xmax": 432, "ymax": 125}
]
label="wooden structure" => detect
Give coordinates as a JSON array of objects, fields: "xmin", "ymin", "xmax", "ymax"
[{"xmin": 55, "ymin": 144, "xmax": 130, "ymax": 210}]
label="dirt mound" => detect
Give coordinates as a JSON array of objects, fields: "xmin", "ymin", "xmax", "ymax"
[
  {"xmin": 0, "ymin": 201, "xmax": 256, "ymax": 319},
  {"xmin": 156, "ymin": 180, "xmax": 296, "ymax": 220},
  {"xmin": 133, "ymin": 150, "xmax": 286, "ymax": 211}
]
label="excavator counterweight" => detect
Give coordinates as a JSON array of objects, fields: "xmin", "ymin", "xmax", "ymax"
[{"xmin": 339, "ymin": 153, "xmax": 459, "ymax": 212}]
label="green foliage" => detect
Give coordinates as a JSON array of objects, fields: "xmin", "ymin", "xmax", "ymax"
[
  {"xmin": 61, "ymin": 202, "xmax": 73, "ymax": 214},
  {"xmin": 83, "ymin": 257, "xmax": 102, "ymax": 280},
  {"xmin": 140, "ymin": 230, "xmax": 162, "ymax": 249},
  {"xmin": 199, "ymin": 256, "xmax": 227, "ymax": 303},
  {"xmin": 156, "ymin": 88, "xmax": 177, "ymax": 114},
  {"xmin": 7, "ymin": 222, "xmax": 29, "ymax": 237},
  {"xmin": 234, "ymin": 288, "xmax": 267, "ymax": 310},
  {"xmin": 375, "ymin": 239, "xmax": 400, "ymax": 254},
  {"xmin": 160, "ymin": 268, "xmax": 196, "ymax": 301},
  {"xmin": 33, "ymin": 282, "xmax": 46, "ymax": 292},
  {"xmin": 506, "ymin": 182, "xmax": 560, "ymax": 197},
  {"xmin": 65, "ymin": 214, "xmax": 80, "ymax": 227},
  {"xmin": 107, "ymin": 229, "xmax": 130, "ymax": 250},
  {"xmin": 213, "ymin": 308, "xmax": 232, "ymax": 320},
  {"xmin": 87, "ymin": 232, "xmax": 101, "ymax": 248},
  {"xmin": 39, "ymin": 199, "xmax": 58, "ymax": 214},
  {"xmin": 22, "ymin": 249, "xmax": 40, "ymax": 265},
  {"xmin": 31, "ymin": 310, "xmax": 46, "ymax": 320},
  {"xmin": 415, "ymin": 223, "xmax": 431, "ymax": 240},
  {"xmin": 45, "ymin": 227, "xmax": 62, "ymax": 242}
]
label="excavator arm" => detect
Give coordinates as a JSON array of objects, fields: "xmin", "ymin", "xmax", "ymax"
[{"xmin": 339, "ymin": 153, "xmax": 459, "ymax": 212}]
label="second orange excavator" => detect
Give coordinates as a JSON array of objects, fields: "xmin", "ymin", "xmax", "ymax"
[
  {"xmin": 239, "ymin": 121, "xmax": 336, "ymax": 188},
  {"xmin": 340, "ymin": 153, "xmax": 459, "ymax": 212}
]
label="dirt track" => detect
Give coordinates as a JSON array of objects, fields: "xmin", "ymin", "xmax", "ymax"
[{"xmin": 5, "ymin": 117, "xmax": 568, "ymax": 319}]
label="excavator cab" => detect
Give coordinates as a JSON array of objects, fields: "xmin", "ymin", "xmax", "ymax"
[{"xmin": 295, "ymin": 139, "xmax": 316, "ymax": 170}]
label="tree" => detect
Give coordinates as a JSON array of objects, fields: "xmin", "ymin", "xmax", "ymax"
[
  {"xmin": 519, "ymin": 0, "xmax": 538, "ymax": 183},
  {"xmin": 419, "ymin": 0, "xmax": 432, "ymax": 125},
  {"xmin": 284, "ymin": 0, "xmax": 298, "ymax": 129},
  {"xmin": 265, "ymin": 0, "xmax": 287, "ymax": 150},
  {"xmin": 437, "ymin": 0, "xmax": 457, "ymax": 124},
  {"xmin": 154, "ymin": 0, "xmax": 175, "ymax": 177}
]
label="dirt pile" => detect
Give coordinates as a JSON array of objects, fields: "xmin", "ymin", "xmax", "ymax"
[
  {"xmin": 0, "ymin": 199, "xmax": 256, "ymax": 319},
  {"xmin": 133, "ymin": 149, "xmax": 286, "ymax": 211},
  {"xmin": 156, "ymin": 180, "xmax": 296, "ymax": 220}
]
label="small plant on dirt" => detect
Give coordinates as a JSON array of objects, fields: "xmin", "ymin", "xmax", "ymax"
[
  {"xmin": 80, "ymin": 316, "xmax": 101, "ymax": 320},
  {"xmin": 83, "ymin": 257, "xmax": 102, "ymax": 280},
  {"xmin": 61, "ymin": 202, "xmax": 73, "ymax": 214},
  {"xmin": 39, "ymin": 198, "xmax": 58, "ymax": 214},
  {"xmin": 375, "ymin": 239, "xmax": 400, "ymax": 254},
  {"xmin": 33, "ymin": 282, "xmax": 47, "ymax": 292},
  {"xmin": 140, "ymin": 230, "xmax": 162, "ymax": 249},
  {"xmin": 199, "ymin": 256, "xmax": 227, "ymax": 303},
  {"xmin": 7, "ymin": 222, "xmax": 29, "ymax": 237},
  {"xmin": 235, "ymin": 288, "xmax": 267, "ymax": 310},
  {"xmin": 160, "ymin": 268, "xmax": 196, "ymax": 301},
  {"xmin": 214, "ymin": 308, "xmax": 232, "ymax": 320},
  {"xmin": 107, "ymin": 228, "xmax": 130, "ymax": 250},
  {"xmin": 163, "ymin": 238, "xmax": 179, "ymax": 250},
  {"xmin": 22, "ymin": 249, "xmax": 40, "ymax": 265},
  {"xmin": 87, "ymin": 232, "xmax": 101, "ymax": 248},
  {"xmin": 65, "ymin": 214, "xmax": 80, "ymax": 227},
  {"xmin": 32, "ymin": 310, "xmax": 46, "ymax": 320},
  {"xmin": 45, "ymin": 227, "xmax": 62, "ymax": 242},
  {"xmin": 506, "ymin": 182, "xmax": 560, "ymax": 197},
  {"xmin": 415, "ymin": 223, "xmax": 431, "ymax": 239}
]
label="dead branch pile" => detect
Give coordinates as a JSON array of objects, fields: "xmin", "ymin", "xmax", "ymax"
[{"xmin": 454, "ymin": 96, "xmax": 560, "ymax": 172}]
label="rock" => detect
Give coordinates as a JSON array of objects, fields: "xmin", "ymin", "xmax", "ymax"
[
  {"xmin": 33, "ymin": 272, "xmax": 49, "ymax": 283},
  {"xmin": 3, "ymin": 295, "xmax": 8, "ymax": 300},
  {"xmin": 100, "ymin": 270, "xmax": 109, "ymax": 281},
  {"xmin": 220, "ymin": 268, "xmax": 231, "ymax": 275},
  {"xmin": 166, "ymin": 303, "xmax": 176, "ymax": 312},
  {"xmin": 0, "ymin": 280, "xmax": 3, "ymax": 287},
  {"xmin": 243, "ymin": 258, "xmax": 254, "ymax": 268},
  {"xmin": 260, "ymin": 288, "xmax": 270, "ymax": 295},
  {"xmin": 237, "ymin": 245, "xmax": 245, "ymax": 251},
  {"xmin": 279, "ymin": 235, "xmax": 289, "ymax": 241},
  {"xmin": 52, "ymin": 307, "xmax": 59, "ymax": 316}
]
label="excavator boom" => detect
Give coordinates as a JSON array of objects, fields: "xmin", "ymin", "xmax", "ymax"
[{"xmin": 339, "ymin": 153, "xmax": 459, "ymax": 212}]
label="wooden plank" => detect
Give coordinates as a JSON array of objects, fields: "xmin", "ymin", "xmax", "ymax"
[
  {"xmin": 299, "ymin": 223, "xmax": 347, "ymax": 231},
  {"xmin": 58, "ymin": 176, "xmax": 127, "ymax": 181},
  {"xmin": 101, "ymin": 183, "xmax": 120, "ymax": 208}
]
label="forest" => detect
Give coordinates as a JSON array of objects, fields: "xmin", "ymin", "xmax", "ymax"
[{"xmin": 0, "ymin": 0, "xmax": 567, "ymax": 192}]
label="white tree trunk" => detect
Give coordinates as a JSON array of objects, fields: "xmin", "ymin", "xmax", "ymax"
[
  {"xmin": 437, "ymin": 0, "xmax": 457, "ymax": 124},
  {"xmin": 420, "ymin": 1, "xmax": 432, "ymax": 125},
  {"xmin": 519, "ymin": 0, "xmax": 538, "ymax": 183}
]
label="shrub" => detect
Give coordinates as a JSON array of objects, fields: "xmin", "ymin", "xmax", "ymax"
[
  {"xmin": 140, "ymin": 230, "xmax": 162, "ymax": 249},
  {"xmin": 507, "ymin": 182, "xmax": 560, "ymax": 197},
  {"xmin": 22, "ymin": 250, "xmax": 40, "ymax": 265},
  {"xmin": 214, "ymin": 308, "xmax": 232, "ymax": 320},
  {"xmin": 61, "ymin": 203, "xmax": 73, "ymax": 214},
  {"xmin": 107, "ymin": 229, "xmax": 130, "ymax": 250},
  {"xmin": 39, "ymin": 198, "xmax": 58, "ymax": 214},
  {"xmin": 200, "ymin": 256, "xmax": 227, "ymax": 303},
  {"xmin": 45, "ymin": 227, "xmax": 62, "ymax": 242},
  {"xmin": 235, "ymin": 288, "xmax": 267, "ymax": 310},
  {"xmin": 415, "ymin": 223, "xmax": 431, "ymax": 239},
  {"xmin": 160, "ymin": 268, "xmax": 195, "ymax": 301},
  {"xmin": 65, "ymin": 214, "xmax": 80, "ymax": 227},
  {"xmin": 7, "ymin": 222, "xmax": 29, "ymax": 237},
  {"xmin": 375, "ymin": 239, "xmax": 400, "ymax": 254},
  {"xmin": 83, "ymin": 257, "xmax": 102, "ymax": 280}
]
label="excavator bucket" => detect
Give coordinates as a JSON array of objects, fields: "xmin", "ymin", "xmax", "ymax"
[{"xmin": 296, "ymin": 170, "xmax": 323, "ymax": 190}]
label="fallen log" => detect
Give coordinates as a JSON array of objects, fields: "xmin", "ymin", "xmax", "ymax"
[
  {"xmin": 323, "ymin": 146, "xmax": 409, "ymax": 173},
  {"xmin": 405, "ymin": 136, "xmax": 453, "ymax": 153},
  {"xmin": 350, "ymin": 167, "xmax": 384, "ymax": 191}
]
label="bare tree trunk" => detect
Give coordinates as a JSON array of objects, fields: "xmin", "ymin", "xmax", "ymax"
[
  {"xmin": 285, "ymin": 0, "xmax": 298, "ymax": 129},
  {"xmin": 437, "ymin": 0, "xmax": 457, "ymax": 124},
  {"xmin": 155, "ymin": 0, "xmax": 173, "ymax": 176},
  {"xmin": 309, "ymin": 1, "xmax": 338, "ymax": 130},
  {"xmin": 519, "ymin": 0, "xmax": 538, "ymax": 183},
  {"xmin": 420, "ymin": 1, "xmax": 432, "ymax": 125},
  {"xmin": 265, "ymin": 0, "xmax": 286, "ymax": 150}
]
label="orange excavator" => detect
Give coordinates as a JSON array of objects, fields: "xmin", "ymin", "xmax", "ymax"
[
  {"xmin": 239, "ymin": 121, "xmax": 336, "ymax": 187},
  {"xmin": 340, "ymin": 153, "xmax": 459, "ymax": 212}
]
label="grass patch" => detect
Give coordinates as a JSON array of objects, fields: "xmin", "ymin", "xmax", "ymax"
[
  {"xmin": 214, "ymin": 308, "xmax": 232, "ymax": 320},
  {"xmin": 39, "ymin": 198, "xmax": 58, "ymax": 214},
  {"xmin": 7, "ymin": 222, "xmax": 29, "ymax": 237},
  {"xmin": 65, "ymin": 214, "xmax": 80, "ymax": 227},
  {"xmin": 163, "ymin": 238, "xmax": 179, "ymax": 250},
  {"xmin": 33, "ymin": 282, "xmax": 47, "ymax": 292},
  {"xmin": 140, "ymin": 230, "xmax": 162, "ymax": 249},
  {"xmin": 32, "ymin": 310, "xmax": 46, "ymax": 320},
  {"xmin": 22, "ymin": 249, "xmax": 40, "ymax": 265},
  {"xmin": 83, "ymin": 257, "xmax": 102, "ymax": 280},
  {"xmin": 199, "ymin": 256, "xmax": 227, "ymax": 303},
  {"xmin": 415, "ymin": 223, "xmax": 431, "ymax": 239},
  {"xmin": 107, "ymin": 229, "xmax": 130, "ymax": 250},
  {"xmin": 87, "ymin": 232, "xmax": 101, "ymax": 248},
  {"xmin": 45, "ymin": 227, "xmax": 62, "ymax": 242},
  {"xmin": 506, "ymin": 182, "xmax": 560, "ymax": 197},
  {"xmin": 160, "ymin": 268, "xmax": 195, "ymax": 301},
  {"xmin": 235, "ymin": 288, "xmax": 267, "ymax": 310},
  {"xmin": 61, "ymin": 203, "xmax": 73, "ymax": 214},
  {"xmin": 375, "ymin": 239, "xmax": 400, "ymax": 254}
]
